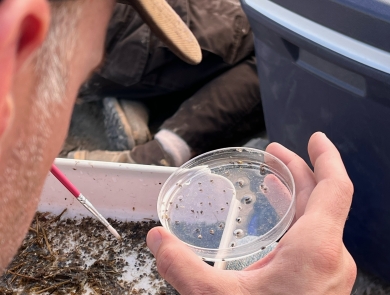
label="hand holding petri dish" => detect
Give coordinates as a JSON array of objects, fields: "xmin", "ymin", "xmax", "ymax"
[{"xmin": 158, "ymin": 147, "xmax": 295, "ymax": 270}]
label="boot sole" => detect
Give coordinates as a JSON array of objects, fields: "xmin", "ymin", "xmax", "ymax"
[{"xmin": 103, "ymin": 97, "xmax": 135, "ymax": 150}]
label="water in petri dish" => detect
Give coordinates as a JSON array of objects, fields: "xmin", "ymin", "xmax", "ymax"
[{"xmin": 165, "ymin": 163, "xmax": 287, "ymax": 250}]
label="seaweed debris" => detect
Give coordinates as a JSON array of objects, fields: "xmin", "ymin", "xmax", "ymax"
[{"xmin": 0, "ymin": 210, "xmax": 179, "ymax": 295}]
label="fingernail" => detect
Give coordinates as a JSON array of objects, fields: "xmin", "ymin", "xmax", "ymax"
[
  {"xmin": 315, "ymin": 131, "xmax": 327, "ymax": 138},
  {"xmin": 147, "ymin": 229, "xmax": 162, "ymax": 256}
]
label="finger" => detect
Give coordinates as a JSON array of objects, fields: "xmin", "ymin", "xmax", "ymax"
[
  {"xmin": 147, "ymin": 227, "xmax": 237, "ymax": 294},
  {"xmin": 266, "ymin": 143, "xmax": 316, "ymax": 219},
  {"xmin": 308, "ymin": 132, "xmax": 350, "ymax": 184},
  {"xmin": 305, "ymin": 132, "xmax": 353, "ymax": 230}
]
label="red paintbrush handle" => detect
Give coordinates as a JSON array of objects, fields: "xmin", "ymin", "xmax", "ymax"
[{"xmin": 50, "ymin": 164, "xmax": 81, "ymax": 197}]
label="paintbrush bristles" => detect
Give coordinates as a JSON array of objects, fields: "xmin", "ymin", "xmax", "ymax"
[
  {"xmin": 51, "ymin": 164, "xmax": 122, "ymax": 240},
  {"xmin": 107, "ymin": 225, "xmax": 122, "ymax": 240}
]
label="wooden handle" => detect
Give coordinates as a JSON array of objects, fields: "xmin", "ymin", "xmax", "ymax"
[{"xmin": 123, "ymin": 0, "xmax": 202, "ymax": 65}]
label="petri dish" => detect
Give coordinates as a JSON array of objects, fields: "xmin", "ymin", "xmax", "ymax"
[{"xmin": 158, "ymin": 147, "xmax": 295, "ymax": 269}]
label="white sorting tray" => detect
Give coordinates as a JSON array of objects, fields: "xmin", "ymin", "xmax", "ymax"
[
  {"xmin": 39, "ymin": 158, "xmax": 176, "ymax": 220},
  {"xmin": 32, "ymin": 158, "xmax": 178, "ymax": 294}
]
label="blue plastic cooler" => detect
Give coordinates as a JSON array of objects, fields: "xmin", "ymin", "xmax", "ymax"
[{"xmin": 241, "ymin": 0, "xmax": 390, "ymax": 282}]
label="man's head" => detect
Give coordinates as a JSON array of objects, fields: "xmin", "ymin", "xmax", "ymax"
[
  {"xmin": 0, "ymin": 0, "xmax": 201, "ymax": 272},
  {"xmin": 0, "ymin": 0, "xmax": 117, "ymax": 271}
]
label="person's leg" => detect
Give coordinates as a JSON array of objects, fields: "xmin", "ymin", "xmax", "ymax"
[
  {"xmin": 69, "ymin": 56, "xmax": 264, "ymax": 166},
  {"xmin": 127, "ymin": 55, "xmax": 264, "ymax": 166},
  {"xmin": 158, "ymin": 55, "xmax": 264, "ymax": 155},
  {"xmin": 77, "ymin": 49, "xmax": 237, "ymax": 150}
]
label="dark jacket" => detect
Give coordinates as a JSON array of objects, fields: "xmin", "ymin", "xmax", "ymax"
[{"xmin": 98, "ymin": 0, "xmax": 254, "ymax": 87}]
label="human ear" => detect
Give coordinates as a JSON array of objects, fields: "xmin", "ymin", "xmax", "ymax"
[
  {"xmin": 0, "ymin": 0, "xmax": 49, "ymax": 137},
  {"xmin": 0, "ymin": 0, "xmax": 50, "ymax": 71}
]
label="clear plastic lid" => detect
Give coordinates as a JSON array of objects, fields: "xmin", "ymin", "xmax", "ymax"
[{"xmin": 158, "ymin": 147, "xmax": 295, "ymax": 262}]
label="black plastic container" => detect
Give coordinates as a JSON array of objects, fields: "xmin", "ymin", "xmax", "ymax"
[{"xmin": 242, "ymin": 0, "xmax": 390, "ymax": 282}]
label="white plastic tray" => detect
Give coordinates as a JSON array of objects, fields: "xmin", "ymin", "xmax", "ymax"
[
  {"xmin": 35, "ymin": 158, "xmax": 178, "ymax": 294},
  {"xmin": 39, "ymin": 158, "xmax": 176, "ymax": 220}
]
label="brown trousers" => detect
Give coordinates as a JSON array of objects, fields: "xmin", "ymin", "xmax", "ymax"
[{"xmin": 79, "ymin": 0, "xmax": 264, "ymax": 153}]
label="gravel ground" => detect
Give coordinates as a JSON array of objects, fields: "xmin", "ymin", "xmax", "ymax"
[
  {"xmin": 60, "ymin": 101, "xmax": 390, "ymax": 295},
  {"xmin": 59, "ymin": 101, "xmax": 110, "ymax": 157}
]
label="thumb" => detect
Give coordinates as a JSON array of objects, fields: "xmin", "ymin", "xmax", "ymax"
[{"xmin": 147, "ymin": 227, "xmax": 232, "ymax": 294}]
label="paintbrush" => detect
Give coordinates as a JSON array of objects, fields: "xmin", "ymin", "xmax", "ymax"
[{"xmin": 50, "ymin": 164, "xmax": 122, "ymax": 240}]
